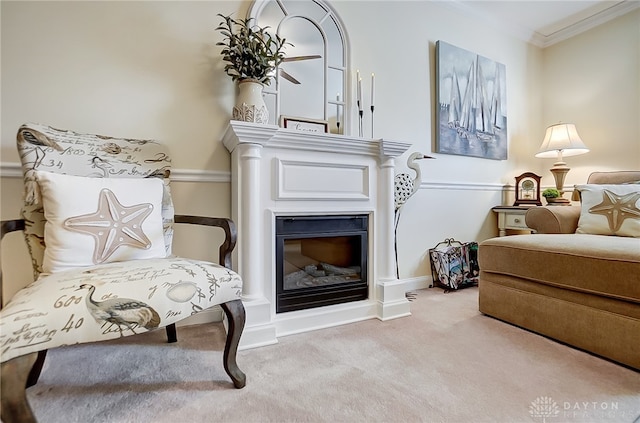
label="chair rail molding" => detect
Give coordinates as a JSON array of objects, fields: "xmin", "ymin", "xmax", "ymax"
[{"xmin": 0, "ymin": 162, "xmax": 230, "ymax": 183}]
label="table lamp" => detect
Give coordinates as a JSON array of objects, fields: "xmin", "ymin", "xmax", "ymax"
[{"xmin": 535, "ymin": 123, "xmax": 589, "ymax": 205}]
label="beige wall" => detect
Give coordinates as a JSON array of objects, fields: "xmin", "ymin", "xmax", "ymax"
[
  {"xmin": 540, "ymin": 9, "xmax": 640, "ymax": 184},
  {"xmin": 1, "ymin": 1, "xmax": 638, "ymax": 296}
]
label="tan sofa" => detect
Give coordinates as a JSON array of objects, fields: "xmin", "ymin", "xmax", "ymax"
[{"xmin": 478, "ymin": 171, "xmax": 640, "ymax": 369}]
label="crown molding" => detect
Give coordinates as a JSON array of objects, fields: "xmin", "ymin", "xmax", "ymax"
[
  {"xmin": 540, "ymin": 1, "xmax": 639, "ymax": 48},
  {"xmin": 443, "ymin": 0, "xmax": 640, "ymax": 49}
]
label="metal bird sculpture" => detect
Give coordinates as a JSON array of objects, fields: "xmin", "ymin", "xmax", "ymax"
[
  {"xmin": 393, "ymin": 152, "xmax": 433, "ymax": 278},
  {"xmin": 77, "ymin": 284, "xmax": 161, "ymax": 337}
]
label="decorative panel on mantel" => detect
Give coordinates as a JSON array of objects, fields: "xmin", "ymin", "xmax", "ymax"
[{"xmin": 276, "ymin": 159, "xmax": 369, "ymax": 201}]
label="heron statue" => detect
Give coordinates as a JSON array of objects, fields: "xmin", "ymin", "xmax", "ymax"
[{"xmin": 394, "ymin": 152, "xmax": 434, "ymax": 279}]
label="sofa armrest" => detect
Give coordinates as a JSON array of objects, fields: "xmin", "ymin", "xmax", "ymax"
[{"xmin": 525, "ymin": 206, "xmax": 581, "ymax": 234}]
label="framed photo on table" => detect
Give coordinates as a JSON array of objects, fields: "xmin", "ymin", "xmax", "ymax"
[
  {"xmin": 514, "ymin": 172, "xmax": 542, "ymax": 206},
  {"xmin": 279, "ymin": 116, "xmax": 328, "ymax": 133}
]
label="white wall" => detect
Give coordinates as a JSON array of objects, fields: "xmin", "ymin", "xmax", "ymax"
[
  {"xmin": 332, "ymin": 0, "xmax": 543, "ymax": 277},
  {"xmin": 1, "ymin": 1, "xmax": 638, "ymax": 297}
]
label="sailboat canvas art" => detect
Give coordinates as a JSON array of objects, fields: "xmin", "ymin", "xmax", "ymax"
[{"xmin": 435, "ymin": 41, "xmax": 507, "ymax": 160}]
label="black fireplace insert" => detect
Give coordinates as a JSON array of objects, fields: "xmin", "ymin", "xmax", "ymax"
[{"xmin": 275, "ymin": 215, "xmax": 369, "ymax": 313}]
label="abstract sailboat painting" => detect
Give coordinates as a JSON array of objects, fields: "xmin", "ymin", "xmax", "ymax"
[{"xmin": 435, "ymin": 41, "xmax": 507, "ymax": 160}]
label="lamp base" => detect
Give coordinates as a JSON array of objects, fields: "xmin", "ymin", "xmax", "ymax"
[{"xmin": 549, "ymin": 161, "xmax": 572, "ymax": 205}]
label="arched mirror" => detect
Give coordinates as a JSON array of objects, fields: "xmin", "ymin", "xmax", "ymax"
[{"xmin": 249, "ymin": 0, "xmax": 348, "ymax": 134}]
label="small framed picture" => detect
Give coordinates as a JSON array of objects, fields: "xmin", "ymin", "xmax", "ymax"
[
  {"xmin": 279, "ymin": 116, "xmax": 329, "ymax": 133},
  {"xmin": 514, "ymin": 172, "xmax": 542, "ymax": 206}
]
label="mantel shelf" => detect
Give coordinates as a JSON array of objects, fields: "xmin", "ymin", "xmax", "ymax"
[{"xmin": 223, "ymin": 120, "xmax": 411, "ymax": 159}]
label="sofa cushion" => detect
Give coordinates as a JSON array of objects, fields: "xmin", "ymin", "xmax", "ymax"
[
  {"xmin": 479, "ymin": 234, "xmax": 640, "ymax": 303},
  {"xmin": 575, "ymin": 183, "xmax": 640, "ymax": 237}
]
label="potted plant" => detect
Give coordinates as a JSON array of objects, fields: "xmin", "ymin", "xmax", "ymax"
[
  {"xmin": 216, "ymin": 13, "xmax": 290, "ymax": 124},
  {"xmin": 542, "ymin": 188, "xmax": 562, "ymax": 205}
]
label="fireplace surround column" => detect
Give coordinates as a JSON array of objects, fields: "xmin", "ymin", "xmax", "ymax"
[
  {"xmin": 236, "ymin": 142, "xmax": 263, "ymax": 301},
  {"xmin": 377, "ymin": 155, "xmax": 397, "ymax": 280}
]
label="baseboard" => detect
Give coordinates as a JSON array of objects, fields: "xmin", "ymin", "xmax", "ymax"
[{"xmin": 403, "ymin": 275, "xmax": 432, "ymax": 291}]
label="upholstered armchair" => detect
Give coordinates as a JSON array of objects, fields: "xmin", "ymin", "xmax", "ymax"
[{"xmin": 1, "ymin": 123, "xmax": 246, "ymax": 423}]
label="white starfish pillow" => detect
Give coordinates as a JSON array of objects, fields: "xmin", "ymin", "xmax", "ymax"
[
  {"xmin": 575, "ymin": 183, "xmax": 640, "ymax": 237},
  {"xmin": 35, "ymin": 171, "xmax": 167, "ymax": 273}
]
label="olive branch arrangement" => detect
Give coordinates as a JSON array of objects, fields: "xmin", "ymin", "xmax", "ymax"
[{"xmin": 215, "ymin": 13, "xmax": 291, "ymax": 85}]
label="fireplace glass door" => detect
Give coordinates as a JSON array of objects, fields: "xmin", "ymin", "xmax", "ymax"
[{"xmin": 275, "ymin": 215, "xmax": 368, "ymax": 313}]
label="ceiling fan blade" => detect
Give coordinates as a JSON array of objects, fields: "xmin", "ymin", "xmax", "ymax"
[
  {"xmin": 282, "ymin": 55, "xmax": 322, "ymax": 62},
  {"xmin": 280, "ymin": 69, "xmax": 301, "ymax": 84}
]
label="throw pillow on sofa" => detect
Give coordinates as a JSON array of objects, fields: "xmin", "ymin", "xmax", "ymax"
[{"xmin": 574, "ymin": 183, "xmax": 640, "ymax": 237}]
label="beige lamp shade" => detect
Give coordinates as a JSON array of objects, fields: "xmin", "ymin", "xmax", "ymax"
[
  {"xmin": 535, "ymin": 123, "xmax": 589, "ymax": 159},
  {"xmin": 535, "ymin": 123, "xmax": 589, "ymax": 205}
]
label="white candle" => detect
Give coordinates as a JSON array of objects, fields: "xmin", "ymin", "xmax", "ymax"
[
  {"xmin": 357, "ymin": 78, "xmax": 363, "ymax": 111},
  {"xmin": 356, "ymin": 69, "xmax": 362, "ymax": 107},
  {"xmin": 371, "ymin": 73, "xmax": 375, "ymax": 107},
  {"xmin": 336, "ymin": 93, "xmax": 340, "ymax": 121},
  {"xmin": 356, "ymin": 69, "xmax": 362, "ymax": 101}
]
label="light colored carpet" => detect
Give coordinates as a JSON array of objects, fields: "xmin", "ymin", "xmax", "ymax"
[{"xmin": 24, "ymin": 287, "xmax": 640, "ymax": 423}]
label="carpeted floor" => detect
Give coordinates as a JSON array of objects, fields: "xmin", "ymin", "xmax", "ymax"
[{"xmin": 23, "ymin": 287, "xmax": 640, "ymax": 423}]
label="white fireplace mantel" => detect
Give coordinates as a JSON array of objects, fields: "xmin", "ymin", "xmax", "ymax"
[{"xmin": 222, "ymin": 120, "xmax": 413, "ymax": 349}]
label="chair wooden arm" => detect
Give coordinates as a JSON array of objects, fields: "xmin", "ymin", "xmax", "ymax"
[
  {"xmin": 1, "ymin": 219, "xmax": 25, "ymax": 239},
  {"xmin": 1, "ymin": 219, "xmax": 26, "ymax": 309},
  {"xmin": 174, "ymin": 215, "xmax": 237, "ymax": 269}
]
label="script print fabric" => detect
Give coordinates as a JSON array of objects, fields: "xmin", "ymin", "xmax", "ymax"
[
  {"xmin": 16, "ymin": 123, "xmax": 175, "ymax": 277},
  {"xmin": 0, "ymin": 258, "xmax": 242, "ymax": 363}
]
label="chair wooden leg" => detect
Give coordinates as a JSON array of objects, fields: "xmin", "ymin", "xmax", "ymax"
[
  {"xmin": 220, "ymin": 299, "xmax": 246, "ymax": 389},
  {"xmin": 166, "ymin": 323, "xmax": 177, "ymax": 343},
  {"xmin": 26, "ymin": 350, "xmax": 47, "ymax": 388},
  {"xmin": 1, "ymin": 353, "xmax": 39, "ymax": 423}
]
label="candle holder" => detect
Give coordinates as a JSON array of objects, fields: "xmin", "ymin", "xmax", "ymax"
[
  {"xmin": 370, "ymin": 105, "xmax": 375, "ymax": 138},
  {"xmin": 357, "ymin": 100, "xmax": 363, "ymax": 137}
]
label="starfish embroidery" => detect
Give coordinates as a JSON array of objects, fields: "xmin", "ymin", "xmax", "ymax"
[
  {"xmin": 588, "ymin": 189, "xmax": 640, "ymax": 233},
  {"xmin": 64, "ymin": 188, "xmax": 154, "ymax": 264}
]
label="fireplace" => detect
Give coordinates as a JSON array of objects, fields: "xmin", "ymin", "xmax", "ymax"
[
  {"xmin": 223, "ymin": 121, "xmax": 412, "ymax": 349},
  {"xmin": 276, "ymin": 215, "xmax": 368, "ymax": 313}
]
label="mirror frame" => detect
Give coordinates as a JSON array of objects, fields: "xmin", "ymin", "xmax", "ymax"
[{"xmin": 248, "ymin": 0, "xmax": 350, "ymax": 134}]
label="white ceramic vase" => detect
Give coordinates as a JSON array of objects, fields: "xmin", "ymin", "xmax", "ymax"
[{"xmin": 233, "ymin": 79, "xmax": 269, "ymax": 124}]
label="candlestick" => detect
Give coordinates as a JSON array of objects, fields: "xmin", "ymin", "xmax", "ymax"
[
  {"xmin": 336, "ymin": 93, "xmax": 340, "ymax": 134},
  {"xmin": 356, "ymin": 70, "xmax": 361, "ymax": 108},
  {"xmin": 371, "ymin": 105, "xmax": 375, "ymax": 138}
]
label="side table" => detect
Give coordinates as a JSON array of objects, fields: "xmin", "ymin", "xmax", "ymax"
[{"xmin": 492, "ymin": 206, "xmax": 535, "ymax": 236}]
